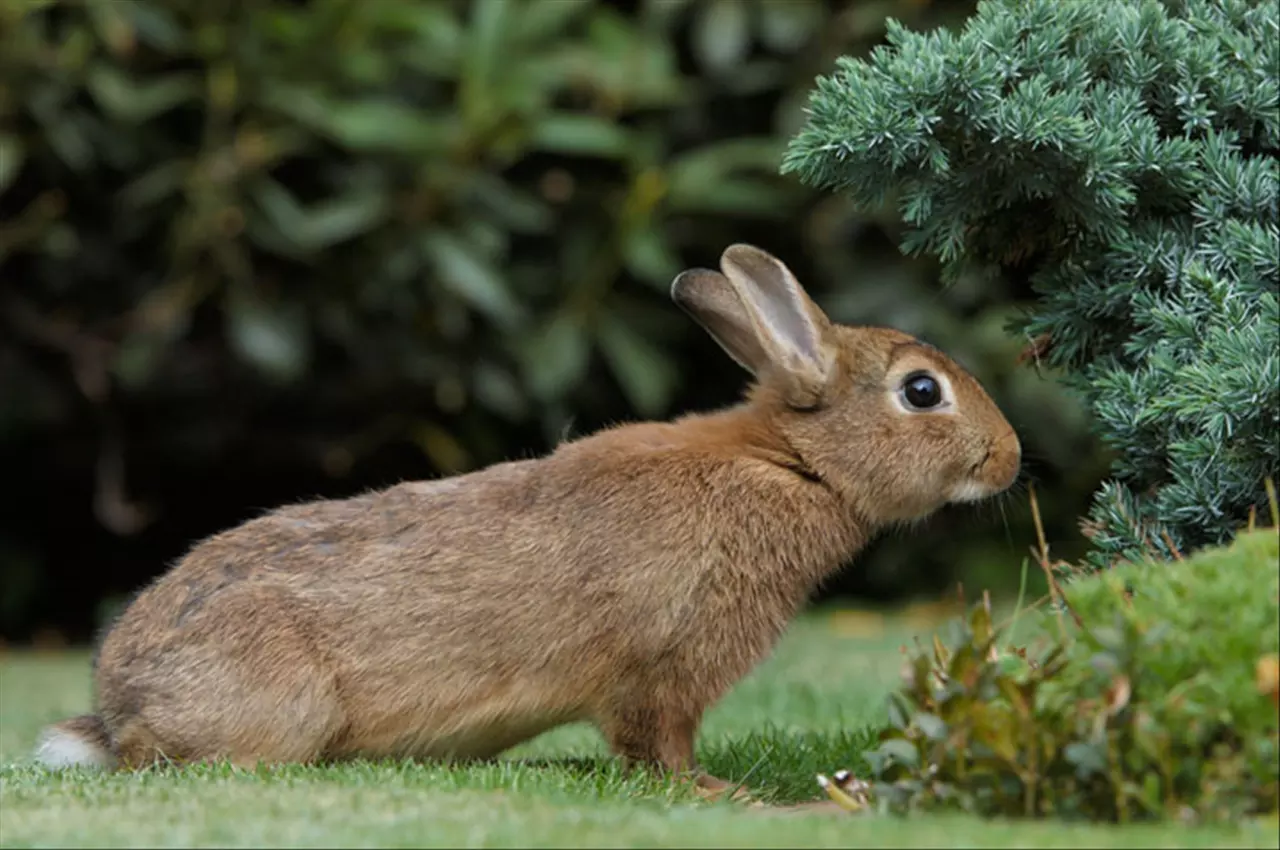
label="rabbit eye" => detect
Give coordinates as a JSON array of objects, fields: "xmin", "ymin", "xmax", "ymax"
[{"xmin": 900, "ymin": 372, "xmax": 943, "ymax": 410}]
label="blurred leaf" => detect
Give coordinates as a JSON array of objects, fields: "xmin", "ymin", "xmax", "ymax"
[
  {"xmin": 914, "ymin": 712, "xmax": 949, "ymax": 742},
  {"xmin": 457, "ymin": 216, "xmax": 507, "ymax": 259},
  {"xmin": 516, "ymin": 0, "xmax": 594, "ymax": 45},
  {"xmin": 225, "ymin": 295, "xmax": 310, "ymax": 382},
  {"xmin": 121, "ymin": 2, "xmax": 187, "ymax": 51},
  {"xmin": 596, "ymin": 313, "xmax": 677, "ymax": 416},
  {"xmin": 423, "ymin": 231, "xmax": 524, "ymax": 328},
  {"xmin": 467, "ymin": 172, "xmax": 553, "ymax": 234},
  {"xmin": 666, "ymin": 136, "xmax": 787, "ymax": 191},
  {"xmin": 519, "ymin": 313, "xmax": 589, "ymax": 402},
  {"xmin": 31, "ymin": 104, "xmax": 95, "ymax": 172},
  {"xmin": 580, "ymin": 11, "xmax": 686, "ymax": 108},
  {"xmin": 85, "ymin": 66, "xmax": 201, "ymax": 123},
  {"xmin": 249, "ymin": 178, "xmax": 390, "ymax": 255},
  {"xmin": 84, "ymin": 0, "xmax": 135, "ymax": 55},
  {"xmin": 886, "ymin": 693, "xmax": 911, "ymax": 730},
  {"xmin": 875, "ymin": 737, "xmax": 921, "ymax": 769},
  {"xmin": 1, "ymin": 0, "xmax": 56, "ymax": 27},
  {"xmin": 462, "ymin": 0, "xmax": 512, "ymax": 99},
  {"xmin": 758, "ymin": 0, "xmax": 822, "ymax": 52},
  {"xmin": 640, "ymin": 0, "xmax": 694, "ymax": 29},
  {"xmin": 246, "ymin": 180, "xmax": 313, "ymax": 262},
  {"xmin": 529, "ymin": 113, "xmax": 633, "ymax": 158},
  {"xmin": 622, "ymin": 226, "xmax": 681, "ymax": 290},
  {"xmin": 0, "ymin": 134, "xmax": 23, "ymax": 194},
  {"xmin": 668, "ymin": 176, "xmax": 792, "ymax": 217},
  {"xmin": 262, "ymin": 86, "xmax": 457, "ymax": 153},
  {"xmin": 693, "ymin": 0, "xmax": 750, "ymax": 73},
  {"xmin": 714, "ymin": 58, "xmax": 793, "ymax": 97},
  {"xmin": 472, "ymin": 361, "xmax": 529, "ymax": 421},
  {"xmin": 1063, "ymin": 740, "xmax": 1108, "ymax": 778},
  {"xmin": 117, "ymin": 160, "xmax": 186, "ymax": 210},
  {"xmin": 400, "ymin": 4, "xmax": 464, "ymax": 75},
  {"xmin": 301, "ymin": 192, "xmax": 391, "ymax": 249},
  {"xmin": 112, "ymin": 330, "xmax": 176, "ymax": 390},
  {"xmin": 664, "ymin": 138, "xmax": 798, "ymax": 216}
]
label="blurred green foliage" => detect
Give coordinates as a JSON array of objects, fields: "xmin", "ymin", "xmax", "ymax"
[{"xmin": 0, "ymin": 0, "xmax": 1106, "ymax": 642}]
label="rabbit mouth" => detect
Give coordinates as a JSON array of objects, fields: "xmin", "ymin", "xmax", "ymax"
[
  {"xmin": 947, "ymin": 450, "xmax": 995, "ymax": 503},
  {"xmin": 948, "ymin": 479, "xmax": 995, "ymax": 503}
]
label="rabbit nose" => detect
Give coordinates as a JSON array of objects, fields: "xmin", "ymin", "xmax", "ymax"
[{"xmin": 987, "ymin": 435, "xmax": 1021, "ymax": 490}]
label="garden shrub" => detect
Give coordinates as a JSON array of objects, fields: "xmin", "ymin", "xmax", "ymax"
[
  {"xmin": 5, "ymin": 0, "xmax": 1116, "ymax": 643},
  {"xmin": 856, "ymin": 526, "xmax": 1279, "ymax": 822},
  {"xmin": 783, "ymin": 0, "xmax": 1280, "ymax": 568}
]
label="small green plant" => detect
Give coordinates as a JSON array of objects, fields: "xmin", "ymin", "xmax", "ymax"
[{"xmin": 847, "ymin": 523, "xmax": 1279, "ymax": 823}]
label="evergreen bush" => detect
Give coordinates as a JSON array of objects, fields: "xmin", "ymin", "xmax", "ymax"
[{"xmin": 783, "ymin": 0, "xmax": 1280, "ymax": 568}]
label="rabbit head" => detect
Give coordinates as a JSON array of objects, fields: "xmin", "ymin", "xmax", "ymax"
[{"xmin": 672, "ymin": 244, "xmax": 1021, "ymax": 526}]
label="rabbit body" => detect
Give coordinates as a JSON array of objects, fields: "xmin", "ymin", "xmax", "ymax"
[
  {"xmin": 85, "ymin": 409, "xmax": 857, "ymax": 769},
  {"xmin": 36, "ymin": 245, "xmax": 1019, "ymax": 786}
]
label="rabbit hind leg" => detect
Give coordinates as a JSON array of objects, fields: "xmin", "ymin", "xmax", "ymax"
[{"xmin": 101, "ymin": 604, "xmax": 346, "ymax": 770}]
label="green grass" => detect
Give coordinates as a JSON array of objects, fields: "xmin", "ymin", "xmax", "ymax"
[{"xmin": 1, "ymin": 611, "xmax": 1275, "ymax": 848}]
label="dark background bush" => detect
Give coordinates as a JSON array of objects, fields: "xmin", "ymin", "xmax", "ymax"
[{"xmin": 0, "ymin": 0, "xmax": 1108, "ymax": 646}]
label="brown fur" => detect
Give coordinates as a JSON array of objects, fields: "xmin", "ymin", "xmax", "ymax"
[{"xmin": 37, "ymin": 245, "xmax": 1020, "ymax": 791}]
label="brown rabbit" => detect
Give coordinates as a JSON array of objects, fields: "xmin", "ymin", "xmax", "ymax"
[{"xmin": 35, "ymin": 245, "xmax": 1020, "ymax": 796}]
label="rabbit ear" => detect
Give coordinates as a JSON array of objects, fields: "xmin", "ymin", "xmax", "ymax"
[
  {"xmin": 671, "ymin": 244, "xmax": 834, "ymax": 407},
  {"xmin": 670, "ymin": 268, "xmax": 770, "ymax": 376}
]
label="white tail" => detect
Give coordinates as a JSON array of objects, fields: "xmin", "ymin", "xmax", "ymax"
[{"xmin": 34, "ymin": 716, "xmax": 116, "ymax": 770}]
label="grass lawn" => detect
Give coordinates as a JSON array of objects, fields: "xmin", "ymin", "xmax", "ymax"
[{"xmin": 1, "ymin": 608, "xmax": 1275, "ymax": 848}]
